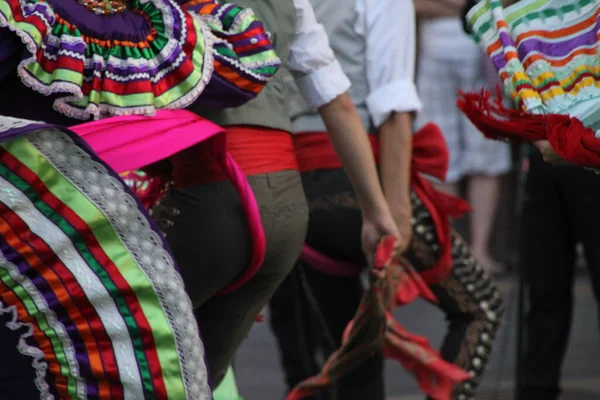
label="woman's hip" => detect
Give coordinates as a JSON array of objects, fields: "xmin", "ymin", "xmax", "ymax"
[{"xmin": 154, "ymin": 169, "xmax": 308, "ymax": 307}]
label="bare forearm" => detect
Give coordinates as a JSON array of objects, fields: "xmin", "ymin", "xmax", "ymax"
[
  {"xmin": 415, "ymin": 0, "xmax": 463, "ymax": 17},
  {"xmin": 379, "ymin": 112, "xmax": 413, "ymax": 216},
  {"xmin": 318, "ymin": 93, "xmax": 389, "ymax": 216}
]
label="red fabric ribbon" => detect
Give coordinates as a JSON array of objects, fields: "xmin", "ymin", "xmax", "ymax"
[
  {"xmin": 457, "ymin": 88, "xmax": 600, "ymax": 168},
  {"xmin": 382, "ymin": 315, "xmax": 471, "ymax": 399},
  {"xmin": 410, "ymin": 123, "xmax": 471, "ymax": 286},
  {"xmin": 287, "ymin": 237, "xmax": 470, "ymax": 400},
  {"xmin": 298, "ymin": 123, "xmax": 471, "ymax": 288}
]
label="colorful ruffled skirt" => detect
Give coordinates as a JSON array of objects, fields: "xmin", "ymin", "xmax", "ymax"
[
  {"xmin": 0, "ymin": 0, "xmax": 280, "ymax": 120},
  {"xmin": 459, "ymin": 0, "xmax": 600, "ymax": 167},
  {"xmin": 0, "ymin": 0, "xmax": 281, "ymax": 297},
  {"xmin": 0, "ymin": 1, "xmax": 283, "ymax": 398},
  {"xmin": 0, "ymin": 116, "xmax": 211, "ymax": 399}
]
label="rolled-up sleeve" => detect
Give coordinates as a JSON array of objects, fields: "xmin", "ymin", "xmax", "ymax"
[
  {"xmin": 363, "ymin": 0, "xmax": 422, "ymax": 128},
  {"xmin": 288, "ymin": 0, "xmax": 351, "ymax": 108}
]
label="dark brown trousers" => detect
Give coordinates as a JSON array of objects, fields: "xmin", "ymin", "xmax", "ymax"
[{"xmin": 153, "ymin": 170, "xmax": 309, "ymax": 387}]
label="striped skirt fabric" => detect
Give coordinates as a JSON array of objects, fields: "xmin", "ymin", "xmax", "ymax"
[
  {"xmin": 457, "ymin": 0, "xmax": 600, "ymax": 168},
  {"xmin": 0, "ymin": 116, "xmax": 210, "ymax": 399},
  {"xmin": 466, "ymin": 0, "xmax": 600, "ymax": 124}
]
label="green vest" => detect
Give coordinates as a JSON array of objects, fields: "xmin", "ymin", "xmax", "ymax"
[{"xmin": 189, "ymin": 0, "xmax": 296, "ymax": 132}]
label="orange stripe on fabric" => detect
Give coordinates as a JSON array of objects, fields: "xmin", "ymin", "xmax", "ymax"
[
  {"xmin": 0, "ymin": 278, "xmax": 70, "ymax": 398},
  {"xmin": 0, "ymin": 215, "xmax": 108, "ymax": 394},
  {"xmin": 213, "ymin": 60, "xmax": 264, "ymax": 94},
  {"xmin": 183, "ymin": 1, "xmax": 218, "ymax": 11},
  {"xmin": 486, "ymin": 40, "xmax": 503, "ymax": 56}
]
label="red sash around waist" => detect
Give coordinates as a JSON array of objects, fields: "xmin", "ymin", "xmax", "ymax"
[
  {"xmin": 294, "ymin": 122, "xmax": 471, "ymax": 286},
  {"xmin": 172, "ymin": 126, "xmax": 298, "ymax": 186}
]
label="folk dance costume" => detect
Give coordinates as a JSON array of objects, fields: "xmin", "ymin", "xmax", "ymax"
[
  {"xmin": 0, "ymin": 116, "xmax": 214, "ymax": 400},
  {"xmin": 269, "ymin": 1, "xmax": 505, "ymax": 399},
  {"xmin": 0, "ymin": 0, "xmax": 278, "ymax": 398},
  {"xmin": 462, "ymin": 2, "xmax": 600, "ymax": 399},
  {"xmin": 459, "ymin": 0, "xmax": 600, "ymax": 168},
  {"xmin": 150, "ymin": 0, "xmax": 374, "ymax": 388}
]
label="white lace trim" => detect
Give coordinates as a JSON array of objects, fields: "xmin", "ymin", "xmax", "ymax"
[
  {"xmin": 1, "ymin": 0, "xmax": 215, "ymax": 121},
  {"xmin": 27, "ymin": 129, "xmax": 211, "ymax": 400},
  {"xmin": 0, "ymin": 301, "xmax": 53, "ymax": 400},
  {"xmin": 0, "ymin": 251, "xmax": 84, "ymax": 399},
  {"xmin": 198, "ymin": 5, "xmax": 281, "ymax": 74},
  {"xmin": 0, "ymin": 116, "xmax": 44, "ymax": 132}
]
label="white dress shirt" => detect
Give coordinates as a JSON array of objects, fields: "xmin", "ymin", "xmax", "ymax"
[
  {"xmin": 357, "ymin": 0, "xmax": 422, "ymax": 127},
  {"xmin": 288, "ymin": 0, "xmax": 351, "ymax": 108},
  {"xmin": 289, "ymin": 0, "xmax": 422, "ymax": 132}
]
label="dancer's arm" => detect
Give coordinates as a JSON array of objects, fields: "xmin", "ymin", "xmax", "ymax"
[
  {"xmin": 379, "ymin": 113, "xmax": 414, "ymax": 252},
  {"xmin": 317, "ymin": 94, "xmax": 399, "ymax": 245},
  {"xmin": 365, "ymin": 0, "xmax": 423, "ymax": 252},
  {"xmin": 289, "ymin": 0, "xmax": 399, "ymax": 259}
]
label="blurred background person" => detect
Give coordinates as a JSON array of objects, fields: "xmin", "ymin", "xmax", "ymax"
[{"xmin": 414, "ymin": 0, "xmax": 511, "ymax": 275}]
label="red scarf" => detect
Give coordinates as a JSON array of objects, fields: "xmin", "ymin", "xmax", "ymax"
[
  {"xmin": 457, "ymin": 87, "xmax": 600, "ymax": 168},
  {"xmin": 287, "ymin": 237, "xmax": 470, "ymax": 400}
]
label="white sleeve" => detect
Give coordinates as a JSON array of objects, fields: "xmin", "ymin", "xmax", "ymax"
[
  {"xmin": 288, "ymin": 0, "xmax": 351, "ymax": 108},
  {"xmin": 362, "ymin": 0, "xmax": 422, "ymax": 128}
]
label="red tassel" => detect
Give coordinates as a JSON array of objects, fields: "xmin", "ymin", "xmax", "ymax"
[
  {"xmin": 458, "ymin": 88, "xmax": 600, "ymax": 168},
  {"xmin": 456, "ymin": 88, "xmax": 551, "ymax": 142}
]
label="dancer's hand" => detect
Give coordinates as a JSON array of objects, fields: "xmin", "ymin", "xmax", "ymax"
[
  {"xmin": 533, "ymin": 140, "xmax": 573, "ymax": 165},
  {"xmin": 361, "ymin": 207, "xmax": 401, "ymax": 265}
]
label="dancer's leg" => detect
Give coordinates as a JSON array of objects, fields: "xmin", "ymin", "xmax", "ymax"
[
  {"xmin": 155, "ymin": 170, "xmax": 309, "ymax": 386},
  {"xmin": 428, "ymin": 234, "xmax": 504, "ymax": 399},
  {"xmin": 301, "ymin": 168, "xmax": 385, "ymax": 400},
  {"xmin": 404, "ymin": 192, "xmax": 504, "ymax": 400},
  {"xmin": 302, "ymin": 265, "xmax": 384, "ymax": 400},
  {"xmin": 519, "ymin": 152, "xmax": 576, "ymax": 400},
  {"xmin": 559, "ymin": 158, "xmax": 600, "ymax": 333},
  {"xmin": 269, "ymin": 266, "xmax": 324, "ymax": 396}
]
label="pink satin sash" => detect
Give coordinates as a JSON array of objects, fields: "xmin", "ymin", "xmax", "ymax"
[{"xmin": 70, "ymin": 110, "xmax": 267, "ymax": 295}]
